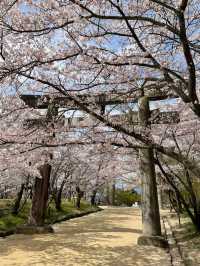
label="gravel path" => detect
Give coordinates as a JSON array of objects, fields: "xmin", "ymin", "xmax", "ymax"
[{"xmin": 0, "ymin": 207, "xmax": 171, "ymax": 266}]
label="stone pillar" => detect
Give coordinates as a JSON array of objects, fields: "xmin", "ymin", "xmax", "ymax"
[
  {"xmin": 28, "ymin": 163, "xmax": 51, "ymax": 226},
  {"xmin": 137, "ymin": 96, "xmax": 167, "ymax": 248}
]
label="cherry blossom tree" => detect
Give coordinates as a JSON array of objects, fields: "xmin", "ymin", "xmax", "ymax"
[{"xmin": 1, "ymin": 0, "xmax": 200, "ymax": 237}]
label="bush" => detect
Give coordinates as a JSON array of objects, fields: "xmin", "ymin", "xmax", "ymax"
[{"xmin": 115, "ymin": 190, "xmax": 141, "ymax": 207}]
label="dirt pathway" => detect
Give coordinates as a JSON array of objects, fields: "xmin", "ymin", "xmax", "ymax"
[{"xmin": 0, "ymin": 207, "xmax": 171, "ymax": 266}]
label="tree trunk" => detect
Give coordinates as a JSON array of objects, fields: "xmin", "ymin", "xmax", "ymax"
[
  {"xmin": 194, "ymin": 202, "xmax": 200, "ymax": 231},
  {"xmin": 75, "ymin": 186, "xmax": 83, "ymax": 209},
  {"xmin": 106, "ymin": 183, "xmax": 110, "ymax": 205},
  {"xmin": 111, "ymin": 182, "xmax": 116, "ymax": 206},
  {"xmin": 157, "ymin": 158, "xmax": 200, "ymax": 231},
  {"xmin": 55, "ymin": 180, "xmax": 66, "ymax": 211},
  {"xmin": 28, "ymin": 164, "xmax": 51, "ymax": 226},
  {"xmin": 91, "ymin": 190, "xmax": 97, "ymax": 206},
  {"xmin": 138, "ymin": 96, "xmax": 161, "ymax": 237},
  {"xmin": 185, "ymin": 169, "xmax": 200, "ymax": 231},
  {"xmin": 175, "ymin": 190, "xmax": 183, "ymax": 214},
  {"xmin": 12, "ymin": 183, "xmax": 25, "ymax": 215},
  {"xmin": 67, "ymin": 189, "xmax": 72, "ymax": 201},
  {"xmin": 168, "ymin": 190, "xmax": 176, "ymax": 212}
]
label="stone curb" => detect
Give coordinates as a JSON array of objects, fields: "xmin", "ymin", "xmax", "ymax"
[
  {"xmin": 0, "ymin": 207, "xmax": 102, "ymax": 238},
  {"xmin": 162, "ymin": 216, "xmax": 185, "ymax": 266},
  {"xmin": 50, "ymin": 207, "xmax": 102, "ymax": 225},
  {"xmin": 0, "ymin": 229, "xmax": 15, "ymax": 238}
]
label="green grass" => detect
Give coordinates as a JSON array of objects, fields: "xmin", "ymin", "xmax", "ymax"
[
  {"xmin": 45, "ymin": 200, "xmax": 98, "ymax": 224},
  {"xmin": 0, "ymin": 199, "xmax": 13, "ymax": 209},
  {"xmin": 0, "ymin": 199, "xmax": 99, "ymax": 232},
  {"xmin": 0, "ymin": 214, "xmax": 25, "ymax": 231}
]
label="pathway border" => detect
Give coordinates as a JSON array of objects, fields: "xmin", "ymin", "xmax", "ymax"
[
  {"xmin": 162, "ymin": 215, "xmax": 185, "ymax": 266},
  {"xmin": 0, "ymin": 207, "xmax": 102, "ymax": 238}
]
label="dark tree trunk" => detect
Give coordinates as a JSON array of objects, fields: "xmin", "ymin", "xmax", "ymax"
[
  {"xmin": 12, "ymin": 183, "xmax": 25, "ymax": 215},
  {"xmin": 76, "ymin": 195, "xmax": 81, "ymax": 209},
  {"xmin": 157, "ymin": 158, "xmax": 200, "ymax": 231},
  {"xmin": 106, "ymin": 183, "xmax": 111, "ymax": 205},
  {"xmin": 175, "ymin": 190, "xmax": 183, "ymax": 213},
  {"xmin": 76, "ymin": 186, "xmax": 83, "ymax": 209},
  {"xmin": 28, "ymin": 164, "xmax": 51, "ymax": 226},
  {"xmin": 194, "ymin": 202, "xmax": 200, "ymax": 231},
  {"xmin": 67, "ymin": 190, "xmax": 72, "ymax": 201},
  {"xmin": 168, "ymin": 190, "xmax": 177, "ymax": 212},
  {"xmin": 111, "ymin": 182, "xmax": 116, "ymax": 206},
  {"xmin": 185, "ymin": 170, "xmax": 200, "ymax": 231},
  {"xmin": 55, "ymin": 180, "xmax": 66, "ymax": 211},
  {"xmin": 91, "ymin": 191, "xmax": 97, "ymax": 206}
]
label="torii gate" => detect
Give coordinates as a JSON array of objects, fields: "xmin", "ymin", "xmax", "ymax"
[{"xmin": 21, "ymin": 89, "xmax": 179, "ymax": 246}]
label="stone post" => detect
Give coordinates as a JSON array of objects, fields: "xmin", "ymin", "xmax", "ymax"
[
  {"xmin": 28, "ymin": 163, "xmax": 51, "ymax": 226},
  {"xmin": 137, "ymin": 96, "xmax": 167, "ymax": 248}
]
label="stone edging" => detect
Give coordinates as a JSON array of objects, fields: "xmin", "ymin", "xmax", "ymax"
[
  {"xmin": 0, "ymin": 207, "xmax": 102, "ymax": 238},
  {"xmin": 162, "ymin": 216, "xmax": 185, "ymax": 266},
  {"xmin": 50, "ymin": 207, "xmax": 102, "ymax": 225},
  {"xmin": 0, "ymin": 229, "xmax": 15, "ymax": 238}
]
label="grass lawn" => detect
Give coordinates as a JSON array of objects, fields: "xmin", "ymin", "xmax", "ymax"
[{"xmin": 0, "ymin": 199, "xmax": 99, "ymax": 232}]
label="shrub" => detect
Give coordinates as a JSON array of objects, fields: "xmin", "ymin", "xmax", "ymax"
[{"xmin": 115, "ymin": 190, "xmax": 141, "ymax": 207}]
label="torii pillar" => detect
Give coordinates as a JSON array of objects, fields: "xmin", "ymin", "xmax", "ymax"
[{"xmin": 137, "ymin": 96, "xmax": 167, "ymax": 248}]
